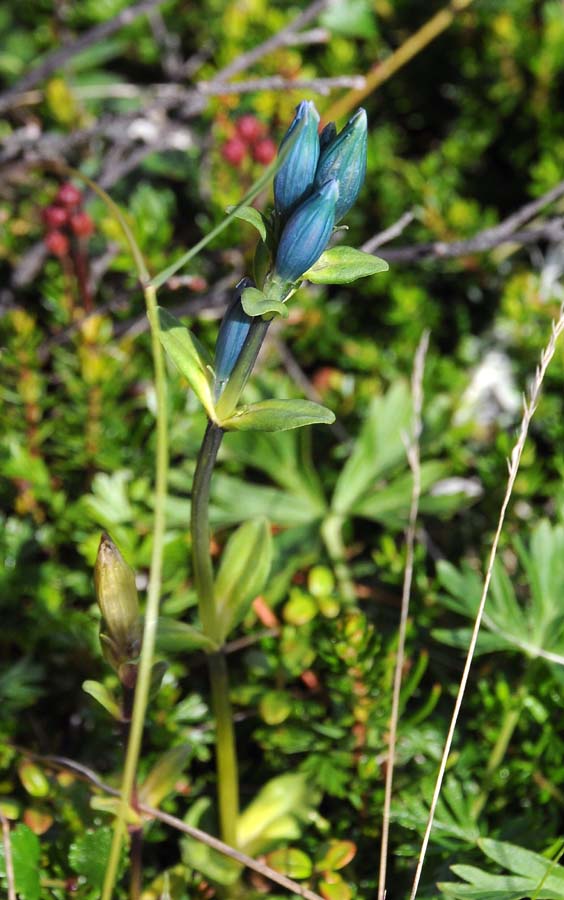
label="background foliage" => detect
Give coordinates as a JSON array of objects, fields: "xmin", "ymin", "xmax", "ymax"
[{"xmin": 2, "ymin": 0, "xmax": 564, "ymax": 898}]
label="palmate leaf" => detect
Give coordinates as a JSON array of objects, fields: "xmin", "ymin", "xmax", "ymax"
[
  {"xmin": 435, "ymin": 520, "xmax": 564, "ymax": 667},
  {"xmin": 394, "ymin": 776, "xmax": 481, "ymax": 851},
  {"xmin": 439, "ymin": 838, "xmax": 564, "ymax": 900},
  {"xmin": 331, "ymin": 381, "xmax": 413, "ymax": 516}
]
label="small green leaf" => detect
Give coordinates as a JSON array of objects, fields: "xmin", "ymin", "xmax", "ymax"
[
  {"xmin": 18, "ymin": 761, "xmax": 50, "ymax": 798},
  {"xmin": 241, "ymin": 287, "xmax": 289, "ymax": 319},
  {"xmin": 0, "ymin": 824, "xmax": 40, "ymax": 900},
  {"xmin": 319, "ymin": 872, "xmax": 353, "ymax": 900},
  {"xmin": 266, "ymin": 847, "xmax": 313, "ymax": 879},
  {"xmin": 157, "ymin": 308, "xmax": 216, "ymax": 419},
  {"xmin": 82, "ymin": 679, "xmax": 122, "ymax": 719},
  {"xmin": 316, "ymin": 840, "xmax": 357, "ymax": 872},
  {"xmin": 221, "ymin": 399, "xmax": 335, "ymax": 432},
  {"xmin": 303, "ymin": 246, "xmax": 389, "ymax": 283},
  {"xmin": 69, "ymin": 827, "xmax": 113, "ymax": 889},
  {"xmin": 139, "ymin": 745, "xmax": 191, "ymax": 808},
  {"xmin": 226, "ymin": 205, "xmax": 267, "ymax": 241},
  {"xmin": 259, "ymin": 690, "xmax": 292, "ymax": 725},
  {"xmin": 156, "ymin": 618, "xmax": 219, "ymax": 654},
  {"xmin": 215, "ymin": 518, "xmax": 272, "ymax": 641}
]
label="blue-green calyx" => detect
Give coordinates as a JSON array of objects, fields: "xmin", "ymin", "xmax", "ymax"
[
  {"xmin": 314, "ymin": 108, "xmax": 367, "ymax": 223},
  {"xmin": 214, "ymin": 277, "xmax": 254, "ymax": 398}
]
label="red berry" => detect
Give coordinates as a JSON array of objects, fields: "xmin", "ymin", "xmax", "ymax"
[
  {"xmin": 70, "ymin": 211, "xmax": 94, "ymax": 238},
  {"xmin": 252, "ymin": 137, "xmax": 277, "ymax": 165},
  {"xmin": 221, "ymin": 136, "xmax": 247, "ymax": 167},
  {"xmin": 42, "ymin": 204, "xmax": 68, "ymax": 230},
  {"xmin": 55, "ymin": 182, "xmax": 83, "ymax": 209},
  {"xmin": 44, "ymin": 230, "xmax": 69, "ymax": 257},
  {"xmin": 235, "ymin": 115, "xmax": 265, "ymax": 144}
]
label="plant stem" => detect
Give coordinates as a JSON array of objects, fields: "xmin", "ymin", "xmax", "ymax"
[
  {"xmin": 321, "ymin": 514, "xmax": 356, "ymax": 602},
  {"xmin": 471, "ymin": 682, "xmax": 527, "ymax": 820},
  {"xmin": 191, "ymin": 421, "xmax": 240, "ymax": 846},
  {"xmin": 101, "ymin": 283, "xmax": 168, "ymax": 900},
  {"xmin": 191, "ymin": 421, "xmax": 224, "ymax": 642},
  {"xmin": 208, "ymin": 651, "xmax": 240, "ymax": 847},
  {"xmin": 215, "ymin": 318, "xmax": 271, "ymax": 420}
]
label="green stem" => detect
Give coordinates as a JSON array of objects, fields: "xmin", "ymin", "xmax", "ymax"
[
  {"xmin": 215, "ymin": 318, "xmax": 270, "ymax": 420},
  {"xmin": 191, "ymin": 422, "xmax": 240, "ymax": 847},
  {"xmin": 321, "ymin": 514, "xmax": 356, "ymax": 602},
  {"xmin": 191, "ymin": 421, "xmax": 224, "ymax": 642},
  {"xmin": 208, "ymin": 651, "xmax": 240, "ymax": 847},
  {"xmin": 471, "ymin": 682, "xmax": 527, "ymax": 820},
  {"xmin": 102, "ymin": 283, "xmax": 168, "ymax": 900}
]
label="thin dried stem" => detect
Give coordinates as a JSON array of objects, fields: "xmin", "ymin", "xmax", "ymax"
[
  {"xmin": 31, "ymin": 755, "xmax": 324, "ymax": 900},
  {"xmin": 409, "ymin": 304, "xmax": 564, "ymax": 900},
  {"xmin": 377, "ymin": 331, "xmax": 429, "ymax": 900},
  {"xmin": 323, "ymin": 0, "xmax": 475, "ymax": 123},
  {"xmin": 0, "ymin": 813, "xmax": 16, "ymax": 900}
]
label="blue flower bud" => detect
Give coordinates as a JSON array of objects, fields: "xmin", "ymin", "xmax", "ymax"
[
  {"xmin": 274, "ymin": 100, "xmax": 320, "ymax": 218},
  {"xmin": 274, "ymin": 179, "xmax": 339, "ymax": 284},
  {"xmin": 314, "ymin": 108, "xmax": 367, "ymax": 222},
  {"xmin": 214, "ymin": 277, "xmax": 254, "ymax": 398}
]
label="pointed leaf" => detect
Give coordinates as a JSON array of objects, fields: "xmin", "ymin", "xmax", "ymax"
[
  {"xmin": 221, "ymin": 399, "xmax": 335, "ymax": 433},
  {"xmin": 241, "ymin": 287, "xmax": 288, "ymax": 319},
  {"xmin": 226, "ymin": 205, "xmax": 267, "ymax": 241},
  {"xmin": 216, "ymin": 518, "xmax": 272, "ymax": 641},
  {"xmin": 158, "ymin": 308, "xmax": 216, "ymax": 418},
  {"xmin": 266, "ymin": 848, "xmax": 312, "ymax": 879},
  {"xmin": 82, "ymin": 680, "xmax": 121, "ymax": 719},
  {"xmin": 303, "ymin": 246, "xmax": 388, "ymax": 284},
  {"xmin": 156, "ymin": 618, "xmax": 219, "ymax": 654},
  {"xmin": 139, "ymin": 745, "xmax": 191, "ymax": 808}
]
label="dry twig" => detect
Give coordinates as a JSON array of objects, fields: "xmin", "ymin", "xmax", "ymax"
[
  {"xmin": 0, "ymin": 813, "xmax": 16, "ymax": 900},
  {"xmin": 409, "ymin": 304, "xmax": 564, "ymax": 900},
  {"xmin": 377, "ymin": 331, "xmax": 429, "ymax": 900}
]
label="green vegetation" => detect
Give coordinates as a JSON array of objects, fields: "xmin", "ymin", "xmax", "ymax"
[{"xmin": 2, "ymin": 1, "xmax": 564, "ymax": 899}]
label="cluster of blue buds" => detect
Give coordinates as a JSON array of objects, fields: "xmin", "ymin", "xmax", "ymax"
[
  {"xmin": 213, "ymin": 102, "xmax": 368, "ymax": 400},
  {"xmin": 273, "ymin": 101, "xmax": 367, "ymax": 284}
]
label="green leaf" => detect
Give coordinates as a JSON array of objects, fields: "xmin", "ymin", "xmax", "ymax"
[
  {"xmin": 221, "ymin": 399, "xmax": 335, "ymax": 432},
  {"xmin": 0, "ymin": 824, "xmax": 40, "ymax": 900},
  {"xmin": 82, "ymin": 680, "xmax": 122, "ymax": 719},
  {"xmin": 265, "ymin": 848, "xmax": 313, "ymax": 879},
  {"xmin": 157, "ymin": 308, "xmax": 216, "ymax": 419},
  {"xmin": 69, "ymin": 827, "xmax": 113, "ymax": 889},
  {"xmin": 332, "ymin": 381, "xmax": 412, "ymax": 515},
  {"xmin": 237, "ymin": 773, "xmax": 312, "ymax": 855},
  {"xmin": 139, "ymin": 744, "xmax": 191, "ymax": 808},
  {"xmin": 215, "ymin": 518, "xmax": 272, "ymax": 641},
  {"xmin": 303, "ymin": 246, "xmax": 389, "ymax": 284},
  {"xmin": 241, "ymin": 286, "xmax": 288, "ymax": 319},
  {"xmin": 226, "ymin": 205, "xmax": 267, "ymax": 241},
  {"xmin": 259, "ymin": 690, "xmax": 292, "ymax": 725},
  {"xmin": 156, "ymin": 618, "xmax": 219, "ymax": 654},
  {"xmin": 316, "ymin": 840, "xmax": 357, "ymax": 872}
]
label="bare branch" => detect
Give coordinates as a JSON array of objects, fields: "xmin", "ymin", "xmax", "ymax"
[
  {"xmin": 0, "ymin": 814, "xmax": 16, "ymax": 900},
  {"xmin": 409, "ymin": 305, "xmax": 564, "ymax": 900},
  {"xmin": 198, "ymin": 75, "xmax": 366, "ymax": 97},
  {"xmin": 34, "ymin": 755, "xmax": 325, "ymax": 900},
  {"xmin": 210, "ymin": 0, "xmax": 331, "ymax": 84},
  {"xmin": 0, "ymin": 0, "xmax": 167, "ymax": 115},
  {"xmin": 361, "ymin": 211, "xmax": 416, "ymax": 253},
  {"xmin": 377, "ymin": 180, "xmax": 564, "ymax": 263}
]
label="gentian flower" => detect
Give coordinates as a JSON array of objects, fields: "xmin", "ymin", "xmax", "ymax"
[
  {"xmin": 314, "ymin": 108, "xmax": 367, "ymax": 222},
  {"xmin": 274, "ymin": 179, "xmax": 339, "ymax": 284},
  {"xmin": 214, "ymin": 277, "xmax": 254, "ymax": 397},
  {"xmin": 274, "ymin": 100, "xmax": 320, "ymax": 218}
]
